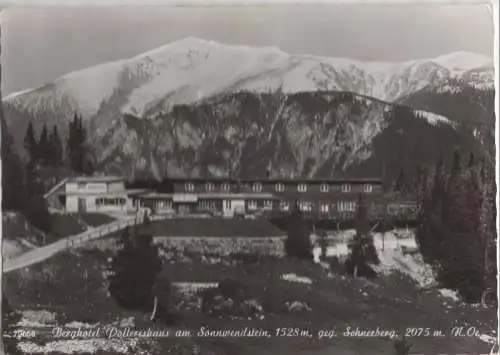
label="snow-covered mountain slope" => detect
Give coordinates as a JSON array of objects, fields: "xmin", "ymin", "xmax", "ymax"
[{"xmin": 4, "ymin": 38, "xmax": 493, "ymax": 121}]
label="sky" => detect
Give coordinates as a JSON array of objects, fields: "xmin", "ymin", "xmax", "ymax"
[{"xmin": 0, "ymin": 4, "xmax": 494, "ymax": 95}]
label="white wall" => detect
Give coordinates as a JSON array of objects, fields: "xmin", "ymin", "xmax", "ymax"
[
  {"xmin": 66, "ymin": 196, "xmax": 79, "ymax": 213},
  {"xmin": 86, "ymin": 196, "xmax": 97, "ymax": 212},
  {"xmin": 108, "ymin": 181, "xmax": 126, "ymax": 193},
  {"xmin": 66, "ymin": 182, "xmax": 108, "ymax": 194}
]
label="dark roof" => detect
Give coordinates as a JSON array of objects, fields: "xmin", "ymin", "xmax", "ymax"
[{"xmin": 69, "ymin": 175, "xmax": 124, "ymax": 183}]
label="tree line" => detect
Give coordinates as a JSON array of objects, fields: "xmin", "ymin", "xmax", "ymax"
[
  {"xmin": 23, "ymin": 113, "xmax": 93, "ymax": 174},
  {"xmin": 2, "ymin": 113, "xmax": 94, "ymax": 234},
  {"xmin": 416, "ymin": 150, "xmax": 496, "ymax": 305}
]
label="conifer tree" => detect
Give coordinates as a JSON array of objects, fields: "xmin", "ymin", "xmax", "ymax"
[
  {"xmin": 284, "ymin": 200, "xmax": 313, "ymax": 260},
  {"xmin": 2, "ymin": 117, "xmax": 26, "ymax": 211},
  {"xmin": 24, "ymin": 164, "xmax": 51, "ymax": 232},
  {"xmin": 108, "ymin": 216, "xmax": 163, "ymax": 312},
  {"xmin": 23, "ymin": 121, "xmax": 38, "ymax": 166},
  {"xmin": 393, "ymin": 167, "xmax": 406, "ymax": 194},
  {"xmin": 346, "ymin": 194, "xmax": 379, "ymax": 278},
  {"xmin": 49, "ymin": 125, "xmax": 63, "ymax": 167},
  {"xmin": 478, "ymin": 159, "xmax": 497, "ymax": 306},
  {"xmin": 467, "ymin": 152, "xmax": 475, "ymax": 168},
  {"xmin": 38, "ymin": 123, "xmax": 49, "ymax": 166},
  {"xmin": 67, "ymin": 113, "xmax": 92, "ymax": 174}
]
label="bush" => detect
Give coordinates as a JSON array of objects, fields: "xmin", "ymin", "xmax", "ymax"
[
  {"xmin": 200, "ymin": 278, "xmax": 263, "ymax": 319},
  {"xmin": 151, "ymin": 272, "xmax": 178, "ymax": 325},
  {"xmin": 108, "ymin": 224, "xmax": 162, "ymax": 313},
  {"xmin": 284, "ymin": 207, "xmax": 313, "ymax": 261},
  {"xmin": 218, "ymin": 278, "xmax": 248, "ymax": 303},
  {"xmin": 328, "ymin": 256, "xmax": 347, "ymax": 274},
  {"xmin": 345, "ymin": 194, "xmax": 379, "ymax": 278}
]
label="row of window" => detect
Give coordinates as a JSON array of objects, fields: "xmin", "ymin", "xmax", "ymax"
[
  {"xmin": 184, "ymin": 182, "xmax": 373, "ymax": 193},
  {"xmin": 146, "ymin": 198, "xmax": 359, "ymax": 212},
  {"xmin": 96, "ymin": 198, "xmax": 126, "ymax": 205}
]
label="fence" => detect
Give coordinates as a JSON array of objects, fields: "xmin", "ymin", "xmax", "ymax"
[
  {"xmin": 65, "ymin": 214, "xmax": 170, "ymax": 249},
  {"xmin": 65, "ymin": 216, "xmax": 144, "ymax": 249}
]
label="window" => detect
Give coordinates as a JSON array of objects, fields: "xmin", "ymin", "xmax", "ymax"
[
  {"xmin": 341, "ymin": 184, "xmax": 351, "ymax": 193},
  {"xmin": 363, "ymin": 184, "xmax": 373, "ymax": 193},
  {"xmin": 253, "ymin": 183, "xmax": 262, "ymax": 192},
  {"xmin": 200, "ymin": 200, "xmax": 217, "ymax": 209},
  {"xmin": 224, "ymin": 200, "xmax": 231, "ymax": 209},
  {"xmin": 205, "ymin": 182, "xmax": 215, "ymax": 192},
  {"xmin": 280, "ymin": 201, "xmax": 290, "ymax": 211},
  {"xmin": 338, "ymin": 201, "xmax": 356, "ymax": 212},
  {"xmin": 297, "ymin": 183, "xmax": 308, "ymax": 192},
  {"xmin": 185, "ymin": 183, "xmax": 194, "ymax": 192},
  {"xmin": 264, "ymin": 200, "xmax": 273, "ymax": 209},
  {"xmin": 248, "ymin": 200, "xmax": 258, "ymax": 210},
  {"xmin": 299, "ymin": 201, "xmax": 312, "ymax": 212},
  {"xmin": 77, "ymin": 182, "xmax": 86, "ymax": 189},
  {"xmin": 222, "ymin": 183, "xmax": 231, "ymax": 192},
  {"xmin": 275, "ymin": 183, "xmax": 285, "ymax": 192},
  {"xmin": 320, "ymin": 184, "xmax": 329, "ymax": 192},
  {"xmin": 320, "ymin": 204, "xmax": 329, "ymax": 213}
]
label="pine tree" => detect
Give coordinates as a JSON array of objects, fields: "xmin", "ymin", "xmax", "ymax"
[
  {"xmin": 284, "ymin": 200, "xmax": 313, "ymax": 260},
  {"xmin": 38, "ymin": 123, "xmax": 49, "ymax": 166},
  {"xmin": 478, "ymin": 159, "xmax": 497, "ymax": 307},
  {"xmin": 467, "ymin": 152, "xmax": 475, "ymax": 168},
  {"xmin": 2, "ymin": 118, "xmax": 27, "ymax": 211},
  {"xmin": 67, "ymin": 114, "xmax": 76, "ymax": 170},
  {"xmin": 108, "ymin": 217, "xmax": 163, "ymax": 312},
  {"xmin": 346, "ymin": 193, "xmax": 379, "ymax": 278},
  {"xmin": 393, "ymin": 167, "xmax": 406, "ymax": 194},
  {"xmin": 23, "ymin": 121, "xmax": 38, "ymax": 166},
  {"xmin": 49, "ymin": 125, "xmax": 63, "ymax": 167},
  {"xmin": 24, "ymin": 165, "xmax": 51, "ymax": 232}
]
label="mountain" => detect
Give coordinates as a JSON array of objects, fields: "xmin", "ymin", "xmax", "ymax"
[
  {"xmin": 4, "ymin": 38, "xmax": 493, "ymax": 120},
  {"xmin": 94, "ymin": 91, "xmax": 475, "ymax": 181},
  {"xmin": 2, "ymin": 38, "xmax": 493, "ymax": 180}
]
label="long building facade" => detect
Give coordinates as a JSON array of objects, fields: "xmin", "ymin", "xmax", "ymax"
[{"xmin": 46, "ymin": 175, "xmax": 417, "ymax": 220}]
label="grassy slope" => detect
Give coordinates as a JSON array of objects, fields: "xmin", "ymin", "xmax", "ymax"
[
  {"xmin": 3, "ymin": 244, "xmax": 495, "ymax": 355},
  {"xmin": 78, "ymin": 213, "xmax": 116, "ymax": 227}
]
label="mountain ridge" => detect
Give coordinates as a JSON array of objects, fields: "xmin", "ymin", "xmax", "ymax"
[
  {"xmin": 4, "ymin": 38, "xmax": 493, "ymax": 120},
  {"xmin": 2, "ymin": 38, "xmax": 493, "ymax": 181}
]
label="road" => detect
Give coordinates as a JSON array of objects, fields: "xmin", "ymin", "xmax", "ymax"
[{"xmin": 3, "ymin": 216, "xmax": 142, "ymax": 273}]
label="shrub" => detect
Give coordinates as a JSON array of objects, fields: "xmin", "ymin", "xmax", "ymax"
[
  {"xmin": 108, "ymin": 221, "xmax": 162, "ymax": 313},
  {"xmin": 345, "ymin": 194, "xmax": 379, "ymax": 278},
  {"xmin": 284, "ymin": 205, "xmax": 313, "ymax": 261},
  {"xmin": 151, "ymin": 272, "xmax": 178, "ymax": 325}
]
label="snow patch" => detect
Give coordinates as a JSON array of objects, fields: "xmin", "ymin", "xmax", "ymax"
[
  {"xmin": 414, "ymin": 110, "xmax": 453, "ymax": 127},
  {"xmin": 313, "ymin": 230, "xmax": 437, "ymax": 288},
  {"xmin": 281, "ymin": 273, "xmax": 313, "ymax": 284},
  {"xmin": 438, "ymin": 288, "xmax": 461, "ymax": 302},
  {"xmin": 17, "ymin": 310, "xmax": 56, "ymax": 327},
  {"xmin": 17, "ymin": 338, "xmax": 148, "ymax": 354}
]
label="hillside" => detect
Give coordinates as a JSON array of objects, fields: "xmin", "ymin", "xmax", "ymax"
[
  {"xmin": 93, "ymin": 91, "xmax": 475, "ymax": 182},
  {"xmin": 3, "ymin": 230, "xmax": 496, "ymax": 355}
]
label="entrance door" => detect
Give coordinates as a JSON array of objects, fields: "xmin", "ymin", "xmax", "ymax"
[
  {"xmin": 231, "ymin": 199, "xmax": 245, "ymax": 217},
  {"xmin": 223, "ymin": 200, "xmax": 233, "ymax": 218},
  {"xmin": 78, "ymin": 198, "xmax": 87, "ymax": 212}
]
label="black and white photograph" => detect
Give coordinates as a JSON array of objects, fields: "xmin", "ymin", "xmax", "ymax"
[{"xmin": 0, "ymin": 2, "xmax": 497, "ymax": 354}]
